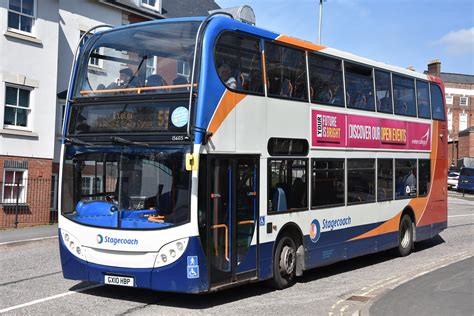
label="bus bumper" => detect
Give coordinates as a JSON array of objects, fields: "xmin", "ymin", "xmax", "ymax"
[{"xmin": 59, "ymin": 233, "xmax": 209, "ymax": 293}]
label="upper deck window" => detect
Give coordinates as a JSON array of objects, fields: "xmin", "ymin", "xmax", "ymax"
[
  {"xmin": 430, "ymin": 83, "xmax": 446, "ymax": 121},
  {"xmin": 375, "ymin": 70, "xmax": 392, "ymax": 113},
  {"xmin": 215, "ymin": 32, "xmax": 264, "ymax": 94},
  {"xmin": 416, "ymin": 80, "xmax": 431, "ymax": 119},
  {"xmin": 308, "ymin": 54, "xmax": 344, "ymax": 107},
  {"xmin": 73, "ymin": 21, "xmax": 200, "ymax": 99},
  {"xmin": 345, "ymin": 62, "xmax": 375, "ymax": 111},
  {"xmin": 265, "ymin": 42, "xmax": 308, "ymax": 101},
  {"xmin": 393, "ymin": 75, "xmax": 416, "ymax": 117}
]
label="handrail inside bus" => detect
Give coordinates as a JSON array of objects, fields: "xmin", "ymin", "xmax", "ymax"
[
  {"xmin": 79, "ymin": 83, "xmax": 197, "ymax": 95},
  {"xmin": 211, "ymin": 224, "xmax": 229, "ymax": 261}
]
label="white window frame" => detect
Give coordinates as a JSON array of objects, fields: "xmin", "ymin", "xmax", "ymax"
[
  {"xmin": 177, "ymin": 60, "xmax": 191, "ymax": 79},
  {"xmin": 460, "ymin": 96, "xmax": 469, "ymax": 107},
  {"xmin": 447, "ymin": 111, "xmax": 453, "ymax": 132},
  {"xmin": 140, "ymin": 0, "xmax": 162, "ymax": 13},
  {"xmin": 445, "ymin": 95, "xmax": 453, "ymax": 105},
  {"xmin": 2, "ymin": 169, "xmax": 28, "ymax": 204},
  {"xmin": 7, "ymin": 0, "xmax": 37, "ymax": 36},
  {"xmin": 4, "ymin": 84, "xmax": 33, "ymax": 131},
  {"xmin": 81, "ymin": 176, "xmax": 102, "ymax": 200},
  {"xmin": 459, "ymin": 112, "xmax": 468, "ymax": 131},
  {"xmin": 146, "ymin": 57, "xmax": 156, "ymax": 78}
]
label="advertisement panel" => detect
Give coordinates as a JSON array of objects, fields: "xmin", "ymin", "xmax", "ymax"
[{"xmin": 311, "ymin": 109, "xmax": 431, "ymax": 151}]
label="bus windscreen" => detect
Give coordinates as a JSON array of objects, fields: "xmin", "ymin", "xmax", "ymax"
[{"xmin": 73, "ymin": 21, "xmax": 200, "ymax": 98}]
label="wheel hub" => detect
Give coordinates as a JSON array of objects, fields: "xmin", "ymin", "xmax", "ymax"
[{"xmin": 279, "ymin": 245, "xmax": 296, "ymax": 275}]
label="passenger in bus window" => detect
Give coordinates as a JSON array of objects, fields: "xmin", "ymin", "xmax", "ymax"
[
  {"xmin": 218, "ymin": 63, "xmax": 237, "ymax": 89},
  {"xmin": 107, "ymin": 67, "xmax": 141, "ymax": 89}
]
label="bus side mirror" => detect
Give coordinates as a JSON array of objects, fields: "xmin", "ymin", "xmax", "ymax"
[{"xmin": 186, "ymin": 153, "xmax": 199, "ymax": 171}]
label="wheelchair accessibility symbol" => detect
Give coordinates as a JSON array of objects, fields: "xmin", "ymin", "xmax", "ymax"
[{"xmin": 187, "ymin": 266, "xmax": 199, "ymax": 279}]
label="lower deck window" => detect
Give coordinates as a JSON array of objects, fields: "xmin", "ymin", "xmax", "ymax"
[
  {"xmin": 311, "ymin": 159, "xmax": 345, "ymax": 208},
  {"xmin": 348, "ymin": 159, "xmax": 375, "ymax": 205},
  {"xmin": 418, "ymin": 159, "xmax": 430, "ymax": 197},
  {"xmin": 377, "ymin": 159, "xmax": 393, "ymax": 201},
  {"xmin": 395, "ymin": 159, "xmax": 417, "ymax": 199},
  {"xmin": 268, "ymin": 159, "xmax": 307, "ymax": 212}
]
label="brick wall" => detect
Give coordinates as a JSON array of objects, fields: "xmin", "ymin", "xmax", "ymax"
[
  {"xmin": 458, "ymin": 130, "xmax": 474, "ymax": 159},
  {"xmin": 0, "ymin": 156, "xmax": 54, "ymax": 228}
]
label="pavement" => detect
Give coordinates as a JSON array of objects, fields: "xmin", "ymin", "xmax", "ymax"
[
  {"xmin": 370, "ymin": 256, "xmax": 474, "ymax": 316},
  {"xmin": 0, "ymin": 224, "xmax": 57, "ymax": 244}
]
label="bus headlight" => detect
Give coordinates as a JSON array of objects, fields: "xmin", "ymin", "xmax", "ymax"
[
  {"xmin": 60, "ymin": 229, "xmax": 86, "ymax": 261},
  {"xmin": 154, "ymin": 237, "xmax": 189, "ymax": 268}
]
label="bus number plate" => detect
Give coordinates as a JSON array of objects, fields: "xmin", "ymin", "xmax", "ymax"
[{"xmin": 104, "ymin": 275, "xmax": 134, "ymax": 287}]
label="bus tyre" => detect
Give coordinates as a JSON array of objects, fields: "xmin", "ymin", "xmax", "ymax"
[
  {"xmin": 271, "ymin": 236, "xmax": 296, "ymax": 289},
  {"xmin": 397, "ymin": 214, "xmax": 414, "ymax": 257}
]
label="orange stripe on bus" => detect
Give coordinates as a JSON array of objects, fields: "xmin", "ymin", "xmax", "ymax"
[
  {"xmin": 349, "ymin": 213, "xmax": 401, "ymax": 241},
  {"xmin": 276, "ymin": 35, "xmax": 326, "ymax": 51},
  {"xmin": 208, "ymin": 90, "xmax": 247, "ymax": 134}
]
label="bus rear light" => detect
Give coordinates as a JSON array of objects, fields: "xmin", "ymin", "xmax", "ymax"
[{"xmin": 154, "ymin": 237, "xmax": 189, "ymax": 268}]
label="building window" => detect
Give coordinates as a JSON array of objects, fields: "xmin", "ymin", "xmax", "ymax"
[
  {"xmin": 177, "ymin": 60, "xmax": 190, "ymax": 79},
  {"xmin": 81, "ymin": 176, "xmax": 102, "ymax": 201},
  {"xmin": 311, "ymin": 159, "xmax": 344, "ymax": 208},
  {"xmin": 146, "ymin": 57, "xmax": 156, "ymax": 78},
  {"xmin": 395, "ymin": 159, "xmax": 417, "ymax": 199},
  {"xmin": 445, "ymin": 95, "xmax": 453, "ymax": 105},
  {"xmin": 4, "ymin": 85, "xmax": 32, "ymax": 128},
  {"xmin": 8, "ymin": 0, "xmax": 35, "ymax": 34},
  {"xmin": 460, "ymin": 96, "xmax": 469, "ymax": 107},
  {"xmin": 377, "ymin": 159, "xmax": 393, "ymax": 201},
  {"xmin": 447, "ymin": 111, "xmax": 453, "ymax": 131},
  {"xmin": 268, "ymin": 159, "xmax": 307, "ymax": 212},
  {"xmin": 347, "ymin": 159, "xmax": 375, "ymax": 205},
  {"xmin": 2, "ymin": 169, "xmax": 27, "ymax": 204},
  {"xmin": 80, "ymin": 31, "xmax": 102, "ymax": 68},
  {"xmin": 141, "ymin": 0, "xmax": 161, "ymax": 12},
  {"xmin": 459, "ymin": 112, "xmax": 468, "ymax": 131}
]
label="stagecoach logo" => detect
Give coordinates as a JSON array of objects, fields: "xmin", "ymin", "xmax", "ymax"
[
  {"xmin": 96, "ymin": 234, "xmax": 104, "ymax": 244},
  {"xmin": 309, "ymin": 219, "xmax": 321, "ymax": 243},
  {"xmin": 411, "ymin": 128, "xmax": 430, "ymax": 146}
]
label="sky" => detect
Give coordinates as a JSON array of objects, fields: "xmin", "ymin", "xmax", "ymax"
[{"xmin": 215, "ymin": 0, "xmax": 474, "ymax": 75}]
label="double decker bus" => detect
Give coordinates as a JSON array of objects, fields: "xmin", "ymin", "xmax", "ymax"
[{"xmin": 59, "ymin": 11, "xmax": 448, "ymax": 292}]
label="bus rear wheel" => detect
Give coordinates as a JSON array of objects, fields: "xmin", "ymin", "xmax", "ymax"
[
  {"xmin": 271, "ymin": 236, "xmax": 296, "ymax": 289},
  {"xmin": 396, "ymin": 214, "xmax": 414, "ymax": 257}
]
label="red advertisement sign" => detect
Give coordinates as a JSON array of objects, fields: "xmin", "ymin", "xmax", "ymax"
[{"xmin": 312, "ymin": 110, "xmax": 431, "ymax": 150}]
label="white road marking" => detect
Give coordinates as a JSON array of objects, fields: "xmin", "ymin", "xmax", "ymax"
[
  {"xmin": 0, "ymin": 236, "xmax": 57, "ymax": 246},
  {"xmin": 448, "ymin": 214, "xmax": 474, "ymax": 218},
  {"xmin": 0, "ymin": 284, "xmax": 102, "ymax": 313}
]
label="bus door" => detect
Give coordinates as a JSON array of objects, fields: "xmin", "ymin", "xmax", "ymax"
[{"xmin": 206, "ymin": 156, "xmax": 259, "ymax": 287}]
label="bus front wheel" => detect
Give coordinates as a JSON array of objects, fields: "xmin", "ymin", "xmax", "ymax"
[
  {"xmin": 271, "ymin": 236, "xmax": 297, "ymax": 289},
  {"xmin": 396, "ymin": 214, "xmax": 414, "ymax": 257}
]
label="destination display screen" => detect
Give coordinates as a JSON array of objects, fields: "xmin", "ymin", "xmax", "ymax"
[{"xmin": 68, "ymin": 101, "xmax": 189, "ymax": 135}]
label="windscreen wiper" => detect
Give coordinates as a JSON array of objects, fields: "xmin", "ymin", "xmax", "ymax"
[
  {"xmin": 65, "ymin": 137, "xmax": 95, "ymax": 147},
  {"xmin": 110, "ymin": 136, "xmax": 149, "ymax": 147}
]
